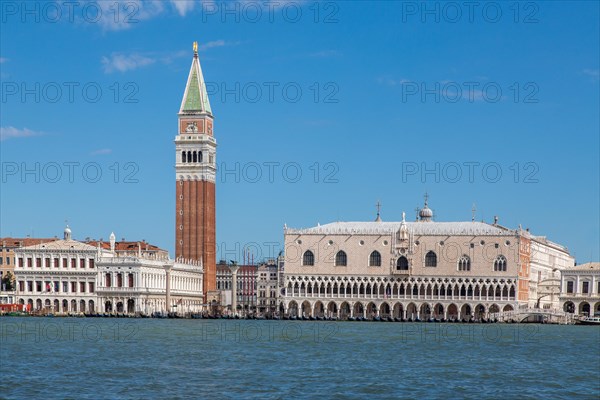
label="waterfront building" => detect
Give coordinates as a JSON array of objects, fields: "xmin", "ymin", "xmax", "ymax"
[
  {"xmin": 527, "ymin": 236, "xmax": 571, "ymax": 310},
  {"xmin": 13, "ymin": 226, "xmax": 108, "ymax": 313},
  {"xmin": 95, "ymin": 238, "xmax": 203, "ymax": 315},
  {"xmin": 559, "ymin": 262, "xmax": 600, "ymax": 316},
  {"xmin": 175, "ymin": 42, "xmax": 217, "ymax": 303},
  {"xmin": 1, "ymin": 237, "xmax": 57, "ymax": 289},
  {"xmin": 13, "ymin": 227, "xmax": 204, "ymax": 315},
  {"xmin": 281, "ymin": 197, "xmax": 575, "ymax": 320},
  {"xmin": 257, "ymin": 259, "xmax": 280, "ymax": 316},
  {"xmin": 216, "ymin": 261, "xmax": 258, "ymax": 314}
]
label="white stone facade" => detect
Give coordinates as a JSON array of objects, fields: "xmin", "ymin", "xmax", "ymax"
[
  {"xmin": 96, "ymin": 255, "xmax": 203, "ymax": 315},
  {"xmin": 13, "ymin": 227, "xmax": 204, "ymax": 315},
  {"xmin": 14, "ymin": 228, "xmax": 108, "ymax": 314},
  {"xmin": 559, "ymin": 262, "xmax": 600, "ymax": 316},
  {"xmin": 281, "ymin": 204, "xmax": 575, "ymax": 320}
]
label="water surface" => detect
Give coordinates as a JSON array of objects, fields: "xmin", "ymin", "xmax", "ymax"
[{"xmin": 1, "ymin": 318, "xmax": 598, "ymax": 399}]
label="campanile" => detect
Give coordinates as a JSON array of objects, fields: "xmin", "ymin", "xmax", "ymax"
[{"xmin": 175, "ymin": 42, "xmax": 216, "ymax": 301}]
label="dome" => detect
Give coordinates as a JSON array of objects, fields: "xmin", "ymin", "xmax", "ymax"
[
  {"xmin": 419, "ymin": 206, "xmax": 433, "ymax": 218},
  {"xmin": 64, "ymin": 225, "xmax": 72, "ymax": 240},
  {"xmin": 418, "ymin": 194, "xmax": 433, "ymax": 222}
]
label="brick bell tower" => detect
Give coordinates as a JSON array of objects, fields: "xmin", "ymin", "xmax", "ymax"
[{"xmin": 175, "ymin": 42, "xmax": 217, "ymax": 302}]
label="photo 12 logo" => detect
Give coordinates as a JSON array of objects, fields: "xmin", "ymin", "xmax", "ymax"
[
  {"xmin": 1, "ymin": 162, "xmax": 140, "ymax": 184},
  {"xmin": 1, "ymin": 1, "xmax": 139, "ymax": 25},
  {"xmin": 1, "ymin": 81, "xmax": 139, "ymax": 104},
  {"xmin": 398, "ymin": 81, "xmax": 539, "ymax": 104},
  {"xmin": 199, "ymin": 1, "xmax": 340, "ymax": 24},
  {"xmin": 218, "ymin": 161, "xmax": 340, "ymax": 184},
  {"xmin": 205, "ymin": 81, "xmax": 339, "ymax": 104},
  {"xmin": 401, "ymin": 161, "xmax": 540, "ymax": 184},
  {"xmin": 401, "ymin": 1, "xmax": 540, "ymax": 24}
]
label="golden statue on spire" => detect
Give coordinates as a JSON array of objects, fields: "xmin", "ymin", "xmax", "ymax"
[{"xmin": 193, "ymin": 41, "xmax": 198, "ymax": 53}]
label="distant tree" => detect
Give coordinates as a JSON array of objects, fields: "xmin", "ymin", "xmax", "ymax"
[{"xmin": 1, "ymin": 271, "xmax": 15, "ymax": 291}]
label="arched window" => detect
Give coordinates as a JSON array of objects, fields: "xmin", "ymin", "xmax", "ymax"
[
  {"xmin": 458, "ymin": 255, "xmax": 471, "ymax": 271},
  {"xmin": 105, "ymin": 273, "xmax": 111, "ymax": 287},
  {"xmin": 397, "ymin": 256, "xmax": 409, "ymax": 270},
  {"xmin": 425, "ymin": 251, "xmax": 437, "ymax": 267},
  {"xmin": 303, "ymin": 250, "xmax": 314, "ymax": 266},
  {"xmin": 335, "ymin": 251, "xmax": 347, "ymax": 266},
  {"xmin": 198, "ymin": 151, "xmax": 203, "ymax": 163},
  {"xmin": 193, "ymin": 151, "xmax": 197, "ymax": 163},
  {"xmin": 187, "ymin": 151, "xmax": 192, "ymax": 163},
  {"xmin": 182, "ymin": 151, "xmax": 187, "ymax": 163},
  {"xmin": 369, "ymin": 251, "xmax": 381, "ymax": 267},
  {"xmin": 494, "ymin": 255, "xmax": 507, "ymax": 272},
  {"xmin": 117, "ymin": 273, "xmax": 123, "ymax": 288}
]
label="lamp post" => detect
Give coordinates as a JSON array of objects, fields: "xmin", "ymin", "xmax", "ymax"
[{"xmin": 228, "ymin": 262, "xmax": 240, "ymax": 317}]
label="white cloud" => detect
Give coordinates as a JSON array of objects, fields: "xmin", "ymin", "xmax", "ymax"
[
  {"xmin": 91, "ymin": 148, "xmax": 113, "ymax": 155},
  {"xmin": 170, "ymin": 0, "xmax": 198, "ymax": 16},
  {"xmin": 102, "ymin": 53, "xmax": 156, "ymax": 73},
  {"xmin": 0, "ymin": 57, "xmax": 7, "ymax": 64},
  {"xmin": 583, "ymin": 68, "xmax": 599, "ymax": 82},
  {"xmin": 0, "ymin": 127, "xmax": 44, "ymax": 141},
  {"xmin": 198, "ymin": 40, "xmax": 227, "ymax": 51}
]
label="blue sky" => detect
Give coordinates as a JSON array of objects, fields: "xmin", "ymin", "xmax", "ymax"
[{"xmin": 1, "ymin": 0, "xmax": 598, "ymax": 263}]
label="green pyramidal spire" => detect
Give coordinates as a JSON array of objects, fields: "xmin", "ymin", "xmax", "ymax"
[{"xmin": 180, "ymin": 42, "xmax": 212, "ymax": 115}]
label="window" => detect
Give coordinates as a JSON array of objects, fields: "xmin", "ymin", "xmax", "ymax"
[
  {"xmin": 80, "ymin": 282, "xmax": 86, "ymax": 293},
  {"xmin": 89, "ymin": 282, "xmax": 95, "ymax": 293},
  {"xmin": 458, "ymin": 255, "xmax": 471, "ymax": 271},
  {"xmin": 36, "ymin": 281, "xmax": 42, "ymax": 292},
  {"xmin": 493, "ymin": 255, "xmax": 507, "ymax": 272},
  {"xmin": 582, "ymin": 281, "xmax": 589, "ymax": 294},
  {"xmin": 425, "ymin": 251, "xmax": 437, "ymax": 267},
  {"xmin": 27, "ymin": 281, "xmax": 33, "ymax": 292},
  {"xmin": 80, "ymin": 259, "xmax": 85, "ymax": 268},
  {"xmin": 369, "ymin": 251, "xmax": 381, "ymax": 267},
  {"xmin": 63, "ymin": 258, "xmax": 68, "ymax": 268},
  {"xmin": 62, "ymin": 282, "xmax": 68, "ymax": 293},
  {"xmin": 19, "ymin": 281, "xmax": 24, "ymax": 291},
  {"xmin": 566, "ymin": 281, "xmax": 574, "ymax": 293},
  {"xmin": 105, "ymin": 273, "xmax": 112, "ymax": 287},
  {"xmin": 71, "ymin": 282, "xmax": 77, "ymax": 293},
  {"xmin": 128, "ymin": 273, "xmax": 134, "ymax": 288},
  {"xmin": 117, "ymin": 273, "xmax": 123, "ymax": 287},
  {"xmin": 36, "ymin": 258, "xmax": 41, "ymax": 268},
  {"xmin": 89, "ymin": 258, "xmax": 94, "ymax": 269},
  {"xmin": 6, "ymin": 257, "xmax": 9, "ymax": 265},
  {"xmin": 27, "ymin": 258, "xmax": 32, "ymax": 268},
  {"xmin": 303, "ymin": 250, "xmax": 315, "ymax": 266},
  {"xmin": 335, "ymin": 251, "xmax": 347, "ymax": 266},
  {"xmin": 597, "ymin": 281, "xmax": 600, "ymax": 294},
  {"xmin": 19, "ymin": 258, "xmax": 24, "ymax": 268},
  {"xmin": 45, "ymin": 258, "xmax": 50, "ymax": 268},
  {"xmin": 0, "ymin": 258, "xmax": 3, "ymax": 265},
  {"xmin": 397, "ymin": 256, "xmax": 409, "ymax": 271}
]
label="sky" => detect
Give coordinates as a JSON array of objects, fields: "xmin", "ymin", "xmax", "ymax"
[{"xmin": 1, "ymin": 0, "xmax": 598, "ymax": 264}]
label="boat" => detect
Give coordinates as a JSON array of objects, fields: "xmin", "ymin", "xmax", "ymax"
[{"xmin": 577, "ymin": 316, "xmax": 600, "ymax": 325}]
